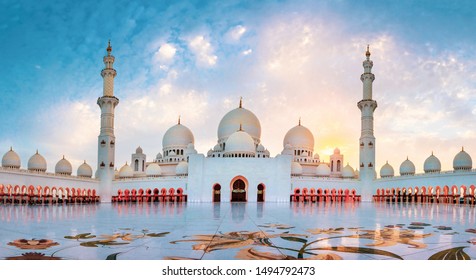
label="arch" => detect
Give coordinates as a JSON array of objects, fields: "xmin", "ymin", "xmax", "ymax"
[
  {"xmin": 230, "ymin": 176, "xmax": 248, "ymax": 202},
  {"xmin": 134, "ymin": 159, "xmax": 139, "ymax": 171},
  {"xmin": 337, "ymin": 160, "xmax": 341, "ymax": 172},
  {"xmin": 213, "ymin": 184, "xmax": 221, "ymax": 202},
  {"xmin": 257, "ymin": 183, "xmax": 265, "ymax": 202}
]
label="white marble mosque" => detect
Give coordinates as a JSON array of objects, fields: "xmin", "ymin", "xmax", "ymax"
[{"xmin": 1, "ymin": 43, "xmax": 476, "ymax": 203}]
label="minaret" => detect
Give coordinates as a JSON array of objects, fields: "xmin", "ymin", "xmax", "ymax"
[
  {"xmin": 97, "ymin": 40, "xmax": 119, "ymax": 202},
  {"xmin": 357, "ymin": 45, "xmax": 377, "ymax": 199}
]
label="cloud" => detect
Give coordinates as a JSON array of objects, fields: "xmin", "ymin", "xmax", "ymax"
[
  {"xmin": 187, "ymin": 35, "xmax": 218, "ymax": 67},
  {"xmin": 226, "ymin": 25, "xmax": 247, "ymax": 42},
  {"xmin": 153, "ymin": 43, "xmax": 177, "ymax": 64}
]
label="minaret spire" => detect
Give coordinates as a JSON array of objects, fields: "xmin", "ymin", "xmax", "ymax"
[
  {"xmin": 357, "ymin": 45, "xmax": 378, "ymax": 200},
  {"xmin": 97, "ymin": 40, "xmax": 120, "ymax": 202}
]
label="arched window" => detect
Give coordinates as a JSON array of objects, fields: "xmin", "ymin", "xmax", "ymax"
[
  {"xmin": 337, "ymin": 160, "xmax": 341, "ymax": 172},
  {"xmin": 331, "ymin": 160, "xmax": 334, "ymax": 172},
  {"xmin": 134, "ymin": 159, "xmax": 139, "ymax": 171}
]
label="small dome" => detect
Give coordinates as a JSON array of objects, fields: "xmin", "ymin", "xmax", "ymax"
[
  {"xmin": 264, "ymin": 149, "xmax": 270, "ymax": 156},
  {"xmin": 207, "ymin": 149, "xmax": 213, "ymax": 157},
  {"xmin": 380, "ymin": 161, "xmax": 394, "ymax": 178},
  {"xmin": 399, "ymin": 157, "xmax": 415, "ymax": 176},
  {"xmin": 119, "ymin": 162, "xmax": 134, "ymax": 178},
  {"xmin": 342, "ymin": 163, "xmax": 355, "ymax": 178},
  {"xmin": 176, "ymin": 161, "xmax": 188, "ymax": 175},
  {"xmin": 334, "ymin": 147, "xmax": 340, "ymax": 154},
  {"xmin": 162, "ymin": 123, "xmax": 194, "ymax": 149},
  {"xmin": 156, "ymin": 152, "xmax": 162, "ymax": 159},
  {"xmin": 313, "ymin": 153, "xmax": 320, "ymax": 160},
  {"xmin": 218, "ymin": 104, "xmax": 261, "ymax": 143},
  {"xmin": 225, "ymin": 130, "xmax": 256, "ymax": 155},
  {"xmin": 213, "ymin": 144, "xmax": 221, "ymax": 152},
  {"xmin": 316, "ymin": 163, "xmax": 331, "ymax": 177},
  {"xmin": 169, "ymin": 151, "xmax": 176, "ymax": 156},
  {"xmin": 28, "ymin": 150, "xmax": 47, "ymax": 172},
  {"xmin": 257, "ymin": 144, "xmax": 265, "ymax": 152},
  {"xmin": 281, "ymin": 143, "xmax": 293, "ymax": 156},
  {"xmin": 424, "ymin": 153, "xmax": 441, "ymax": 173},
  {"xmin": 291, "ymin": 162, "xmax": 302, "ymax": 175},
  {"xmin": 77, "ymin": 160, "xmax": 93, "ymax": 178},
  {"xmin": 302, "ymin": 151, "xmax": 309, "ymax": 157},
  {"xmin": 114, "ymin": 168, "xmax": 119, "ymax": 179},
  {"xmin": 146, "ymin": 163, "xmax": 161, "ymax": 177},
  {"xmin": 55, "ymin": 156, "xmax": 72, "ymax": 175},
  {"xmin": 283, "ymin": 123, "xmax": 314, "ymax": 151},
  {"xmin": 185, "ymin": 143, "xmax": 197, "ymax": 156},
  {"xmin": 354, "ymin": 169, "xmax": 359, "ymax": 179},
  {"xmin": 136, "ymin": 146, "xmax": 143, "ymax": 154},
  {"xmin": 2, "ymin": 147, "xmax": 21, "ymax": 169},
  {"xmin": 453, "ymin": 148, "xmax": 472, "ymax": 171}
]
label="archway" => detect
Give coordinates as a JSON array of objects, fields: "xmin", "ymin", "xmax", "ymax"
[
  {"xmin": 231, "ymin": 178, "xmax": 247, "ymax": 202},
  {"xmin": 213, "ymin": 184, "xmax": 221, "ymax": 202},
  {"xmin": 257, "ymin": 184, "xmax": 265, "ymax": 202}
]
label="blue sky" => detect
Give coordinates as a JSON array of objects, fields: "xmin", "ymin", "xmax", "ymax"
[{"xmin": 1, "ymin": 0, "xmax": 476, "ymax": 175}]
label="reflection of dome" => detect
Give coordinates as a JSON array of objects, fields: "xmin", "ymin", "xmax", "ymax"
[
  {"xmin": 176, "ymin": 161, "xmax": 188, "ymax": 175},
  {"xmin": 291, "ymin": 162, "xmax": 302, "ymax": 175},
  {"xmin": 146, "ymin": 163, "xmax": 161, "ymax": 177},
  {"xmin": 380, "ymin": 161, "xmax": 394, "ymax": 178},
  {"xmin": 136, "ymin": 146, "xmax": 143, "ymax": 154},
  {"xmin": 119, "ymin": 162, "xmax": 133, "ymax": 178},
  {"xmin": 316, "ymin": 163, "xmax": 331, "ymax": 177},
  {"xmin": 399, "ymin": 158, "xmax": 415, "ymax": 176},
  {"xmin": 77, "ymin": 160, "xmax": 93, "ymax": 178},
  {"xmin": 218, "ymin": 104, "xmax": 261, "ymax": 143},
  {"xmin": 224, "ymin": 130, "xmax": 256, "ymax": 155},
  {"xmin": 2, "ymin": 147, "xmax": 21, "ymax": 168},
  {"xmin": 162, "ymin": 123, "xmax": 194, "ymax": 148},
  {"xmin": 28, "ymin": 150, "xmax": 47, "ymax": 172},
  {"xmin": 55, "ymin": 156, "xmax": 72, "ymax": 175},
  {"xmin": 342, "ymin": 164, "xmax": 355, "ymax": 178},
  {"xmin": 453, "ymin": 148, "xmax": 472, "ymax": 171},
  {"xmin": 424, "ymin": 153, "xmax": 441, "ymax": 173},
  {"xmin": 283, "ymin": 123, "xmax": 314, "ymax": 150}
]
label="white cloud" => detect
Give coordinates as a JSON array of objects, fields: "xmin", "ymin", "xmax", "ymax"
[
  {"xmin": 153, "ymin": 43, "xmax": 177, "ymax": 64},
  {"xmin": 187, "ymin": 35, "xmax": 218, "ymax": 67},
  {"xmin": 226, "ymin": 25, "xmax": 247, "ymax": 42}
]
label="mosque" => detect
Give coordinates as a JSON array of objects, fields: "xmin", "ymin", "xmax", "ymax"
[{"xmin": 1, "ymin": 43, "xmax": 475, "ymax": 203}]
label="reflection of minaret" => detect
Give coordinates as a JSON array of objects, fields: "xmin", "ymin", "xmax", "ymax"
[
  {"xmin": 358, "ymin": 46, "xmax": 377, "ymax": 198},
  {"xmin": 97, "ymin": 41, "xmax": 119, "ymax": 202}
]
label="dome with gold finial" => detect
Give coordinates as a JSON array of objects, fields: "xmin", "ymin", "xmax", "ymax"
[
  {"xmin": 218, "ymin": 98, "xmax": 261, "ymax": 145},
  {"xmin": 55, "ymin": 156, "xmax": 72, "ymax": 175},
  {"xmin": 119, "ymin": 162, "xmax": 134, "ymax": 178},
  {"xmin": 28, "ymin": 150, "xmax": 47, "ymax": 172},
  {"xmin": 424, "ymin": 152, "xmax": 441, "ymax": 173},
  {"xmin": 2, "ymin": 147, "xmax": 21, "ymax": 169},
  {"xmin": 77, "ymin": 160, "xmax": 93, "ymax": 178},
  {"xmin": 453, "ymin": 147, "xmax": 472, "ymax": 171}
]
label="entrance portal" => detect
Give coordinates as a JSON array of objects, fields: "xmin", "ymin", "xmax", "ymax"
[
  {"xmin": 231, "ymin": 179, "xmax": 246, "ymax": 202},
  {"xmin": 213, "ymin": 184, "xmax": 221, "ymax": 202},
  {"xmin": 257, "ymin": 184, "xmax": 265, "ymax": 202}
]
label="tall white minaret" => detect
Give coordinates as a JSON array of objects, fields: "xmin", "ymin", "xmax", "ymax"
[
  {"xmin": 97, "ymin": 41, "xmax": 119, "ymax": 202},
  {"xmin": 357, "ymin": 46, "xmax": 377, "ymax": 199}
]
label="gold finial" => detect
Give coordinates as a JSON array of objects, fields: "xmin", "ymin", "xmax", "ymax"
[
  {"xmin": 366, "ymin": 44, "xmax": 371, "ymax": 58},
  {"xmin": 386, "ymin": 160, "xmax": 388, "ymax": 164},
  {"xmin": 431, "ymin": 151, "xmax": 433, "ymax": 156},
  {"xmin": 239, "ymin": 97, "xmax": 242, "ymax": 108},
  {"xmin": 406, "ymin": 156, "xmax": 408, "ymax": 160},
  {"xmin": 107, "ymin": 40, "xmax": 112, "ymax": 54},
  {"xmin": 9, "ymin": 146, "xmax": 12, "ymax": 151},
  {"xmin": 84, "ymin": 160, "xmax": 86, "ymax": 164},
  {"xmin": 462, "ymin": 146, "xmax": 464, "ymax": 151},
  {"xmin": 298, "ymin": 117, "xmax": 301, "ymax": 126},
  {"xmin": 178, "ymin": 115, "xmax": 181, "ymax": 125},
  {"xmin": 239, "ymin": 123, "xmax": 243, "ymax": 131},
  {"xmin": 62, "ymin": 155, "xmax": 65, "ymax": 159},
  {"xmin": 36, "ymin": 149, "xmax": 38, "ymax": 154}
]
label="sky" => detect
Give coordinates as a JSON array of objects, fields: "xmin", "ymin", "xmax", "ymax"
[{"xmin": 1, "ymin": 0, "xmax": 476, "ymax": 176}]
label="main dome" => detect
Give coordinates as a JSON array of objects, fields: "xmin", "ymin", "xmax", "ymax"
[
  {"xmin": 218, "ymin": 105, "xmax": 261, "ymax": 143},
  {"xmin": 162, "ymin": 123, "xmax": 194, "ymax": 148},
  {"xmin": 283, "ymin": 124, "xmax": 314, "ymax": 150}
]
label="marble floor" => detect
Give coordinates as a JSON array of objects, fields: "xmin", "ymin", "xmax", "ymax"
[{"xmin": 0, "ymin": 202, "xmax": 475, "ymax": 260}]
